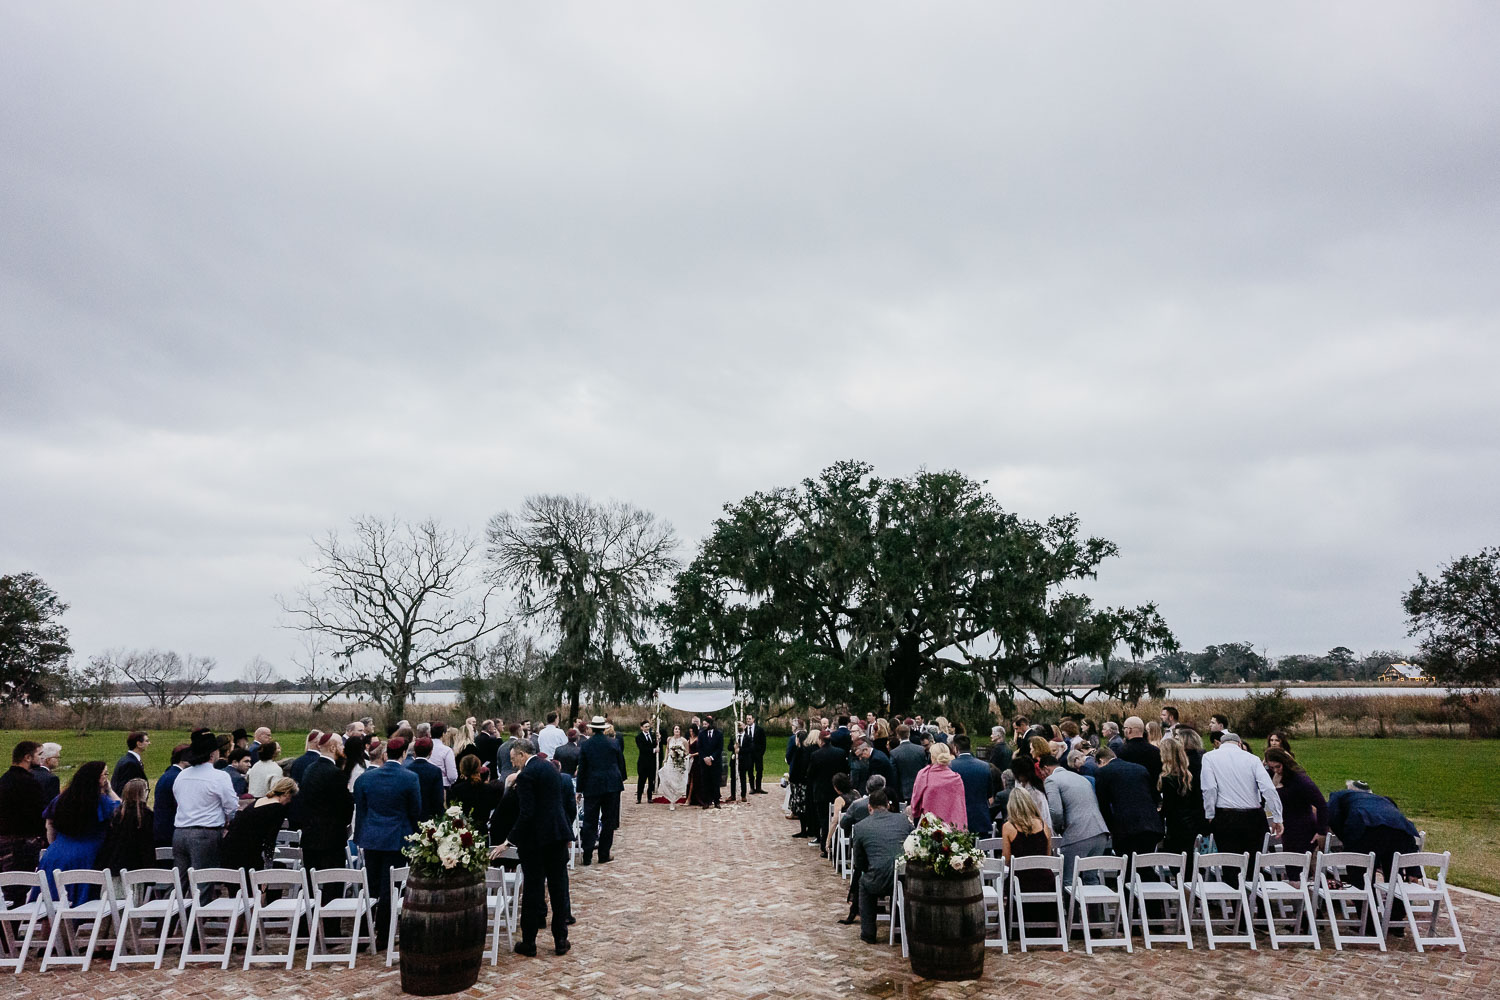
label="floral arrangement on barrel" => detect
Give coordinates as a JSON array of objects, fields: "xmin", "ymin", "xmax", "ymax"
[
  {"xmin": 404, "ymin": 805, "xmax": 490, "ymax": 878},
  {"xmin": 901, "ymin": 814, "xmax": 986, "ymax": 877}
]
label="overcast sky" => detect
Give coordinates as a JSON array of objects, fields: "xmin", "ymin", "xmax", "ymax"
[{"xmin": 4, "ymin": 3, "xmax": 1497, "ymax": 680}]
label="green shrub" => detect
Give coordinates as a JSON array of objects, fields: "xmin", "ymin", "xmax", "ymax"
[{"xmin": 1235, "ymin": 684, "xmax": 1308, "ymax": 737}]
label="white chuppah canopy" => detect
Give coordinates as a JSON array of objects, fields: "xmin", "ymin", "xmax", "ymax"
[{"xmin": 656, "ymin": 685, "xmax": 740, "ymax": 714}]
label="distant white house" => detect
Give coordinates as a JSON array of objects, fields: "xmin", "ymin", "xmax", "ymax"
[{"xmin": 1379, "ymin": 662, "xmax": 1431, "ymax": 683}]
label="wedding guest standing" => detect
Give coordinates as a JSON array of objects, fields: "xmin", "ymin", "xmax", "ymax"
[
  {"xmin": 576, "ymin": 717, "xmax": 626, "ymax": 865},
  {"xmin": 152, "ymin": 744, "xmax": 190, "ymax": 847},
  {"xmin": 98, "ymin": 778, "xmax": 157, "ymax": 876},
  {"xmin": 31, "ymin": 742, "xmax": 61, "ymax": 804},
  {"xmin": 0, "ymin": 742, "xmax": 48, "ymax": 902},
  {"xmin": 286, "ymin": 731, "xmax": 323, "ymax": 787},
  {"xmin": 1200, "ymin": 733, "xmax": 1282, "ymax": 884},
  {"xmin": 172, "ymin": 731, "xmax": 239, "ymax": 883},
  {"xmin": 111, "ymin": 732, "xmax": 150, "ymax": 795},
  {"xmin": 635, "ymin": 719, "xmax": 660, "ymax": 804},
  {"xmin": 246, "ymin": 741, "xmax": 283, "ymax": 798},
  {"xmin": 890, "ymin": 725, "xmax": 927, "ymax": 810},
  {"xmin": 354, "ymin": 739, "xmax": 421, "ymax": 945},
  {"xmin": 909, "ymin": 742, "xmax": 967, "ymax": 828},
  {"xmin": 223, "ymin": 777, "xmax": 297, "ymax": 872},
  {"xmin": 1264, "ymin": 747, "xmax": 1327, "ymax": 855},
  {"xmin": 447, "ymin": 754, "xmax": 501, "ymax": 835},
  {"xmin": 1157, "ymin": 736, "xmax": 1205, "ymax": 862},
  {"xmin": 739, "ymin": 714, "xmax": 767, "ymax": 797},
  {"xmin": 43, "ymin": 761, "xmax": 122, "ymax": 903},
  {"xmin": 496, "ymin": 739, "xmax": 575, "ymax": 957},
  {"xmin": 406, "ymin": 738, "xmax": 446, "ymax": 821}
]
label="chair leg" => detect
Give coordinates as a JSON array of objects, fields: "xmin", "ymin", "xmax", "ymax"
[{"xmin": 40, "ymin": 915, "xmax": 65, "ymax": 972}]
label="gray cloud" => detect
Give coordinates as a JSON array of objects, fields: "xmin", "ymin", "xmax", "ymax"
[{"xmin": 3, "ymin": 3, "xmax": 1497, "ymax": 675}]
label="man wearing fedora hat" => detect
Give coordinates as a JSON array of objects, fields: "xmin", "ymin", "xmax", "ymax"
[
  {"xmin": 172, "ymin": 729, "xmax": 239, "ymax": 897},
  {"xmin": 575, "ymin": 716, "xmax": 627, "ymax": 865}
]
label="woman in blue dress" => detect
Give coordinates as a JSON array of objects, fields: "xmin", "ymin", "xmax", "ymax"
[{"xmin": 41, "ymin": 760, "xmax": 121, "ymax": 904}]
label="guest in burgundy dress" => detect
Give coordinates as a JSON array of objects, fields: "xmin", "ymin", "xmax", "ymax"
[{"xmin": 1264, "ymin": 748, "xmax": 1327, "ymax": 855}]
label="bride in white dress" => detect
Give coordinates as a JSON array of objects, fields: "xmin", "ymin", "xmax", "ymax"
[{"xmin": 657, "ymin": 725, "xmax": 690, "ymax": 809}]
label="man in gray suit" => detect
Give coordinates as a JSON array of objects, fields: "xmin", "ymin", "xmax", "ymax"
[
  {"xmin": 1038, "ymin": 754, "xmax": 1111, "ymax": 885},
  {"xmin": 851, "ymin": 789, "xmax": 913, "ymax": 944},
  {"xmin": 888, "ymin": 725, "xmax": 928, "ymax": 809}
]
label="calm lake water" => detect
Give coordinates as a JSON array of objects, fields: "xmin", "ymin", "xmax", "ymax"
[{"xmin": 116, "ymin": 684, "xmax": 1468, "ymax": 706}]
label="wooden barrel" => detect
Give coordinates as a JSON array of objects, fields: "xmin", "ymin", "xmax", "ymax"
[
  {"xmin": 398, "ymin": 870, "xmax": 488, "ymax": 995},
  {"xmin": 904, "ymin": 865, "xmax": 986, "ymax": 981}
]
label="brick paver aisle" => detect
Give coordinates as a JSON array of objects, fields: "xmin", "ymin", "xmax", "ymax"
[{"xmin": 14, "ymin": 794, "xmax": 1500, "ymax": 1000}]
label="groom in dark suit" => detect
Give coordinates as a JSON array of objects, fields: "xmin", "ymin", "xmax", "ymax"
[
  {"xmin": 699, "ymin": 715, "xmax": 724, "ymax": 808},
  {"xmin": 738, "ymin": 714, "xmax": 767, "ymax": 799},
  {"xmin": 635, "ymin": 720, "xmax": 659, "ymax": 804}
]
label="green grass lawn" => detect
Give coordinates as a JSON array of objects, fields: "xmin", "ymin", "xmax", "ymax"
[{"xmin": 5, "ymin": 729, "xmax": 1494, "ymax": 894}]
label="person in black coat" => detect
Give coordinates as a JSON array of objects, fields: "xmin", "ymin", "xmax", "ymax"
[
  {"xmin": 1117, "ymin": 717, "xmax": 1162, "ymax": 785},
  {"xmin": 497, "ymin": 740, "xmax": 576, "ymax": 956},
  {"xmin": 553, "ymin": 731, "xmax": 581, "ymax": 777},
  {"xmin": 31, "ymin": 743, "xmax": 61, "ymax": 805},
  {"xmin": 635, "ymin": 720, "xmax": 660, "ymax": 804},
  {"xmin": 110, "ymin": 732, "xmax": 150, "ymax": 796},
  {"xmin": 1092, "ymin": 745, "xmax": 1163, "ymax": 873},
  {"xmin": 698, "ymin": 715, "xmax": 724, "ymax": 807},
  {"xmin": 575, "ymin": 719, "xmax": 627, "ymax": 864},
  {"xmin": 808, "ymin": 738, "xmax": 850, "ymax": 857},
  {"xmin": 405, "ymin": 738, "xmax": 446, "ymax": 822},
  {"xmin": 222, "ymin": 778, "xmax": 295, "ymax": 871},
  {"xmin": 447, "ymin": 755, "xmax": 502, "ymax": 841},
  {"xmin": 738, "ymin": 714, "xmax": 767, "ymax": 798}
]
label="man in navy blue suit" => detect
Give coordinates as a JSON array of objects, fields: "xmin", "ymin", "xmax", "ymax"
[
  {"xmin": 575, "ymin": 718, "xmax": 627, "ymax": 863},
  {"xmin": 497, "ymin": 738, "xmax": 576, "ymax": 956},
  {"xmin": 405, "ymin": 737, "xmax": 445, "ymax": 821},
  {"xmin": 698, "ymin": 715, "xmax": 724, "ymax": 808},
  {"xmin": 353, "ymin": 738, "xmax": 422, "ymax": 942},
  {"xmin": 949, "ymin": 735, "xmax": 996, "ymax": 835}
]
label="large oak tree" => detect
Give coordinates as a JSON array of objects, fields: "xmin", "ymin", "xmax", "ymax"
[{"xmin": 655, "ymin": 461, "xmax": 1176, "ymax": 715}]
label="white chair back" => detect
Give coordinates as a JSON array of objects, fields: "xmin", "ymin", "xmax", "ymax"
[
  {"xmin": 1251, "ymin": 851, "xmax": 1319, "ymax": 950},
  {"xmin": 1129, "ymin": 851, "xmax": 1193, "ymax": 950},
  {"xmin": 0, "ymin": 871, "xmax": 53, "ymax": 973},
  {"xmin": 179, "ymin": 868, "xmax": 251, "ymax": 970},
  {"xmin": 1189, "ymin": 853, "xmax": 1256, "ymax": 950},
  {"xmin": 1314, "ymin": 851, "xmax": 1385, "ymax": 951},
  {"xmin": 42, "ymin": 870, "xmax": 120, "ymax": 972}
]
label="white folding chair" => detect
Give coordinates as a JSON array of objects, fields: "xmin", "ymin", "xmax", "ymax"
[
  {"xmin": 276, "ymin": 828, "xmax": 302, "ymax": 849},
  {"xmin": 975, "ymin": 837, "xmax": 1005, "ymax": 857},
  {"xmin": 1376, "ymin": 851, "xmax": 1465, "ymax": 953},
  {"xmin": 1008, "ymin": 855, "xmax": 1068, "ymax": 952},
  {"xmin": 111, "ymin": 868, "xmax": 186, "ymax": 970},
  {"xmin": 833, "ymin": 825, "xmax": 852, "ymax": 878},
  {"xmin": 272, "ymin": 845, "xmax": 304, "ymax": 869},
  {"xmin": 154, "ymin": 846, "xmax": 175, "ymax": 863},
  {"xmin": 887, "ymin": 858, "xmax": 907, "ymax": 957},
  {"xmin": 0, "ymin": 871, "xmax": 53, "ymax": 973},
  {"xmin": 979, "ymin": 857, "xmax": 1008, "ymax": 952},
  {"xmin": 1068, "ymin": 855, "xmax": 1132, "ymax": 953},
  {"xmin": 482, "ymin": 866, "xmax": 524, "ymax": 962},
  {"xmin": 306, "ymin": 868, "xmax": 376, "ymax": 968},
  {"xmin": 385, "ymin": 865, "xmax": 410, "ymax": 967},
  {"xmin": 1251, "ymin": 851, "xmax": 1320, "ymax": 949},
  {"xmin": 244, "ymin": 868, "xmax": 311, "ymax": 969},
  {"xmin": 1188, "ymin": 853, "xmax": 1256, "ymax": 950},
  {"xmin": 179, "ymin": 868, "xmax": 251, "ymax": 969},
  {"xmin": 1129, "ymin": 852, "xmax": 1193, "ymax": 949},
  {"xmin": 41, "ymin": 870, "xmax": 120, "ymax": 971},
  {"xmin": 1314, "ymin": 851, "xmax": 1385, "ymax": 951}
]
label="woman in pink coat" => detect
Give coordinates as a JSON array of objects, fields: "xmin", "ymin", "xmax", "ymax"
[{"xmin": 908, "ymin": 741, "xmax": 968, "ymax": 828}]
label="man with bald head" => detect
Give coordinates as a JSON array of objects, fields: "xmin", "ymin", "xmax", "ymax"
[
  {"xmin": 1117, "ymin": 716, "xmax": 1161, "ymax": 784},
  {"xmin": 246, "ymin": 727, "xmax": 273, "ymax": 760}
]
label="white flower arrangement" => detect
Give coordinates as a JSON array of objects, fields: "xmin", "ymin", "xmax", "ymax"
[
  {"xmin": 403, "ymin": 807, "xmax": 489, "ymax": 878},
  {"xmin": 900, "ymin": 813, "xmax": 985, "ymax": 878}
]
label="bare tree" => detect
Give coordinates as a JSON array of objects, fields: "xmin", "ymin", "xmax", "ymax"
[
  {"xmin": 281, "ymin": 516, "xmax": 506, "ymax": 720},
  {"xmin": 57, "ymin": 653, "xmax": 119, "ymax": 735},
  {"xmin": 290, "ymin": 635, "xmax": 369, "ymax": 711},
  {"xmin": 240, "ymin": 655, "xmax": 280, "ymax": 704},
  {"xmin": 102, "ymin": 648, "xmax": 214, "ymax": 708},
  {"xmin": 487, "ymin": 495, "xmax": 678, "ymax": 722}
]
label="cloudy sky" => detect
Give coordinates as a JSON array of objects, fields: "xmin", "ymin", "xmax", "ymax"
[{"xmin": 4, "ymin": 3, "xmax": 1497, "ymax": 679}]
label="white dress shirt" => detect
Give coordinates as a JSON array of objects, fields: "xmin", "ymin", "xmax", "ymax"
[
  {"xmin": 536, "ymin": 724, "xmax": 567, "ymax": 761},
  {"xmin": 173, "ymin": 762, "xmax": 239, "ymax": 828},
  {"xmin": 1200, "ymin": 743, "xmax": 1283, "ymax": 823},
  {"xmin": 429, "ymin": 742, "xmax": 458, "ymax": 787}
]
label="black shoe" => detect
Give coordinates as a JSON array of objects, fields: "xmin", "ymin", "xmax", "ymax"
[
  {"xmin": 837, "ymin": 915, "xmax": 859, "ymax": 925},
  {"xmin": 555, "ymin": 939, "xmax": 571, "ymax": 955},
  {"xmin": 514, "ymin": 940, "xmax": 538, "ymax": 957},
  {"xmin": 581, "ymin": 853, "xmax": 592, "ymax": 866},
  {"xmin": 820, "ymin": 850, "xmax": 829, "ymax": 858},
  {"xmin": 791, "ymin": 831, "xmax": 810, "ymax": 839},
  {"xmin": 751, "ymin": 789, "xmax": 768, "ymax": 794},
  {"xmin": 597, "ymin": 853, "xmax": 612, "ymax": 864},
  {"xmin": 859, "ymin": 934, "xmax": 878, "ymax": 945},
  {"xmin": 566, "ymin": 915, "xmax": 577, "ymax": 925}
]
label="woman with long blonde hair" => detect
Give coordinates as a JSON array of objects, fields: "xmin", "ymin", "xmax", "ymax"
[{"xmin": 1157, "ymin": 736, "xmax": 1203, "ymax": 860}]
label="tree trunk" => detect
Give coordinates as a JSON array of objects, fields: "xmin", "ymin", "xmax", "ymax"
[
  {"xmin": 568, "ymin": 683, "xmax": 581, "ymax": 727},
  {"xmin": 389, "ymin": 661, "xmax": 409, "ymax": 722},
  {"xmin": 885, "ymin": 637, "xmax": 924, "ymax": 716}
]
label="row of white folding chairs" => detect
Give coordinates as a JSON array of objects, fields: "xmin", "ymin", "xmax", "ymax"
[
  {"xmin": 955, "ymin": 848, "xmax": 1464, "ymax": 954},
  {"xmin": 0, "ymin": 866, "xmax": 378, "ymax": 973}
]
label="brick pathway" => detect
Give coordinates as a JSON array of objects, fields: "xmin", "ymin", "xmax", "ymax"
[{"xmin": 13, "ymin": 794, "xmax": 1497, "ymax": 1000}]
